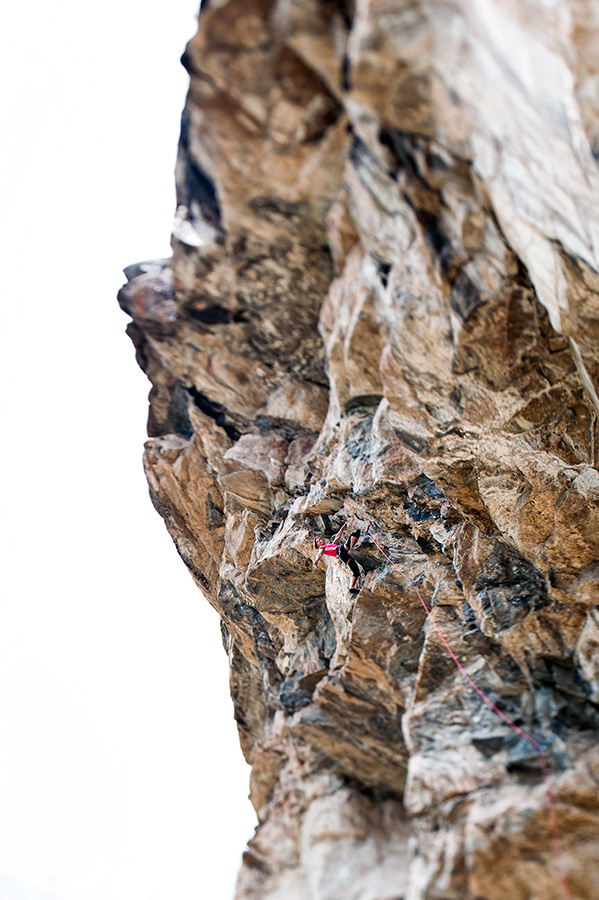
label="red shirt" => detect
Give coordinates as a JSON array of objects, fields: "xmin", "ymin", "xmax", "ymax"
[{"xmin": 320, "ymin": 544, "xmax": 339, "ymax": 557}]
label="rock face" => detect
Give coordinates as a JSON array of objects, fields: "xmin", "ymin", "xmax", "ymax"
[{"xmin": 119, "ymin": 2, "xmax": 599, "ymax": 898}]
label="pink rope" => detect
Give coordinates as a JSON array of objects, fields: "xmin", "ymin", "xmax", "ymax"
[{"xmin": 367, "ymin": 533, "xmax": 571, "ymax": 900}]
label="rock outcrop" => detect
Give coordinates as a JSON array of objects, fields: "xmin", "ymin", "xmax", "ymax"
[{"xmin": 119, "ymin": 2, "xmax": 599, "ymax": 898}]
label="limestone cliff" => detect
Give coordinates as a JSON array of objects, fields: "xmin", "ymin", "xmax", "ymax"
[{"xmin": 118, "ymin": 2, "xmax": 599, "ymax": 898}]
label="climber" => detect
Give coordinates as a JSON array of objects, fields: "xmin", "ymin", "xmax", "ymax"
[{"xmin": 313, "ymin": 524, "xmax": 362, "ymax": 593}]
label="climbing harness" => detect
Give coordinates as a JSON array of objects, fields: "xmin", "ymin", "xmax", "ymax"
[{"xmin": 367, "ymin": 531, "xmax": 571, "ymax": 900}]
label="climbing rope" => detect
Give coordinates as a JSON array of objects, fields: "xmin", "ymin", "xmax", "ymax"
[{"xmin": 366, "ymin": 531, "xmax": 571, "ymax": 900}]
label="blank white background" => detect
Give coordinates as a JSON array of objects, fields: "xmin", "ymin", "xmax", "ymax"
[{"xmin": 0, "ymin": 1, "xmax": 257, "ymax": 898}]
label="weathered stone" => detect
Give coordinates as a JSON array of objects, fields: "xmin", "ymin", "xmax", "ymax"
[{"xmin": 121, "ymin": 1, "xmax": 599, "ymax": 897}]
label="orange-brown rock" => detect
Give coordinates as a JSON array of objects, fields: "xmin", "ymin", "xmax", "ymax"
[{"xmin": 119, "ymin": 1, "xmax": 599, "ymax": 897}]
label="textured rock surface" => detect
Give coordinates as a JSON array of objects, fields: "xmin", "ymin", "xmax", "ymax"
[{"xmin": 119, "ymin": 2, "xmax": 599, "ymax": 898}]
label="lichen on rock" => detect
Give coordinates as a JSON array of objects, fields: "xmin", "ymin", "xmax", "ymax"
[{"xmin": 119, "ymin": 1, "xmax": 599, "ymax": 897}]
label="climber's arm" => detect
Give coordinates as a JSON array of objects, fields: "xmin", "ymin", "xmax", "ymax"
[{"xmin": 331, "ymin": 523, "xmax": 347, "ymax": 544}]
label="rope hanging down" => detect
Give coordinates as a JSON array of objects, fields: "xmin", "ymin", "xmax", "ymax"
[{"xmin": 366, "ymin": 531, "xmax": 571, "ymax": 900}]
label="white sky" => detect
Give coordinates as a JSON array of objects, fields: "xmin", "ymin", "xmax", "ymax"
[{"xmin": 0, "ymin": 2, "xmax": 257, "ymax": 899}]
